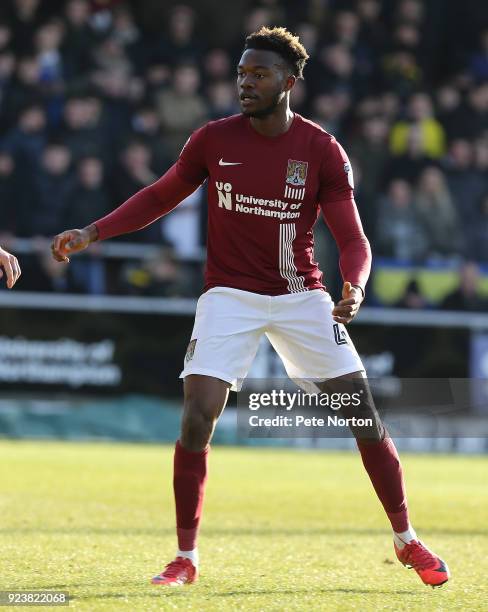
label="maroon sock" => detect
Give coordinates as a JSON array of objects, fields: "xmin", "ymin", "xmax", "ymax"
[
  {"xmin": 356, "ymin": 437, "xmax": 409, "ymax": 532},
  {"xmin": 173, "ymin": 440, "xmax": 209, "ymax": 551}
]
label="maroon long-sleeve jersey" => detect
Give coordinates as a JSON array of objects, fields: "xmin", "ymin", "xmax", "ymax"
[{"xmin": 95, "ymin": 113, "xmax": 371, "ymax": 295}]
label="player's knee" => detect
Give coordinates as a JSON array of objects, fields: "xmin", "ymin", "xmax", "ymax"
[
  {"xmin": 346, "ymin": 396, "xmax": 385, "ymax": 442},
  {"xmin": 180, "ymin": 397, "xmax": 217, "ymax": 450},
  {"xmin": 333, "ymin": 380, "xmax": 385, "ymax": 442}
]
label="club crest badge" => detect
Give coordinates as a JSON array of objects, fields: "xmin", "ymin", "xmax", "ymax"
[
  {"xmin": 285, "ymin": 159, "xmax": 308, "ymax": 186},
  {"xmin": 185, "ymin": 339, "xmax": 197, "ymax": 362}
]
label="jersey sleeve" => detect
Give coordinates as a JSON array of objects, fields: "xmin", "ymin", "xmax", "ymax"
[
  {"xmin": 175, "ymin": 124, "xmax": 209, "ymax": 185},
  {"xmin": 94, "ymin": 165, "xmax": 199, "ymax": 241},
  {"xmin": 317, "ymin": 136, "xmax": 354, "ymax": 204}
]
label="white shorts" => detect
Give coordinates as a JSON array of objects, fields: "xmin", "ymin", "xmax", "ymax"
[{"xmin": 180, "ymin": 287, "xmax": 365, "ymax": 392}]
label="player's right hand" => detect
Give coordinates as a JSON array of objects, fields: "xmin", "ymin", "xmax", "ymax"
[{"xmin": 51, "ymin": 228, "xmax": 91, "ymax": 263}]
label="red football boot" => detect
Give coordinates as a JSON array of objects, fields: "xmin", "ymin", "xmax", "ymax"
[
  {"xmin": 151, "ymin": 556, "xmax": 198, "ymax": 586},
  {"xmin": 395, "ymin": 539, "xmax": 450, "ymax": 587}
]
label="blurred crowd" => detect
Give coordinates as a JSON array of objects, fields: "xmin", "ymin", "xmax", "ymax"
[{"xmin": 0, "ymin": 0, "xmax": 486, "ymax": 303}]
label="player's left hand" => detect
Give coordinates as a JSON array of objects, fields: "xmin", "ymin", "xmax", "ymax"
[
  {"xmin": 332, "ymin": 281, "xmax": 363, "ymax": 324},
  {"xmin": 0, "ymin": 246, "xmax": 21, "ymax": 289}
]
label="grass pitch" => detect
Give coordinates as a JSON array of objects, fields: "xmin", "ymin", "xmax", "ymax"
[{"xmin": 0, "ymin": 441, "xmax": 487, "ymax": 611}]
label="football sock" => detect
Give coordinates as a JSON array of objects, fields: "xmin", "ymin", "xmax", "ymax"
[
  {"xmin": 356, "ymin": 436, "xmax": 409, "ymax": 533},
  {"xmin": 177, "ymin": 548, "xmax": 199, "ymax": 567},
  {"xmin": 173, "ymin": 440, "xmax": 209, "ymax": 555},
  {"xmin": 393, "ymin": 525, "xmax": 418, "ymax": 549}
]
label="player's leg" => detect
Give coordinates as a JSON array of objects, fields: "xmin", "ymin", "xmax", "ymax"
[
  {"xmin": 180, "ymin": 373, "xmax": 230, "ymax": 451},
  {"xmin": 175, "ymin": 374, "xmax": 230, "ymax": 561},
  {"xmin": 152, "ymin": 374, "xmax": 230, "ymax": 586},
  {"xmin": 317, "ymin": 372, "xmax": 411, "ymax": 539},
  {"xmin": 318, "ymin": 372, "xmax": 449, "ymax": 587},
  {"xmin": 267, "ymin": 289, "xmax": 449, "ymax": 587},
  {"xmin": 152, "ymin": 287, "xmax": 266, "ymax": 586}
]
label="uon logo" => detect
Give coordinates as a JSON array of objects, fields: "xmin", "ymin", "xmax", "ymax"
[{"xmin": 216, "ymin": 181, "xmax": 233, "ymax": 210}]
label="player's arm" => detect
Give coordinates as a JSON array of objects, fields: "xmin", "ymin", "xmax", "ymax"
[
  {"xmin": 51, "ymin": 165, "xmax": 200, "ymax": 262},
  {"xmin": 51, "ymin": 125, "xmax": 209, "ymax": 262},
  {"xmin": 0, "ymin": 246, "xmax": 21, "ymax": 288},
  {"xmin": 318, "ymin": 136, "xmax": 371, "ymax": 324},
  {"xmin": 320, "ymin": 198, "xmax": 371, "ymax": 324}
]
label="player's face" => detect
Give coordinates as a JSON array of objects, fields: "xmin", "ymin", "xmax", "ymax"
[{"xmin": 237, "ymin": 49, "xmax": 291, "ymax": 118}]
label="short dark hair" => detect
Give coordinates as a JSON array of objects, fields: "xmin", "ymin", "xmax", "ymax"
[{"xmin": 244, "ymin": 26, "xmax": 309, "ymax": 79}]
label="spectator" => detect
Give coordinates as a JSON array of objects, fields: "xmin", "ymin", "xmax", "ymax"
[
  {"xmin": 62, "ymin": 0, "xmax": 94, "ymax": 78},
  {"xmin": 379, "ymin": 91, "xmax": 401, "ymax": 123},
  {"xmin": 444, "ymin": 139, "xmax": 486, "ymax": 228},
  {"xmin": 112, "ymin": 5, "xmax": 140, "ymax": 50},
  {"xmin": 91, "ymin": 35, "xmax": 132, "ymax": 76},
  {"xmin": 19, "ymin": 141, "xmax": 73, "ymax": 237},
  {"xmin": 109, "ymin": 140, "xmax": 160, "ymax": 242},
  {"xmin": 62, "ymin": 155, "xmax": 108, "ymax": 294},
  {"xmin": 206, "ymin": 80, "xmax": 239, "ymax": 120},
  {"xmin": 156, "ymin": 63, "xmax": 208, "ymax": 158},
  {"xmin": 18, "ymin": 238, "xmax": 84, "ymax": 293},
  {"xmin": 1, "ymin": 55, "xmax": 42, "ymax": 125},
  {"xmin": 128, "ymin": 104, "xmax": 171, "ymax": 173},
  {"xmin": 0, "ymin": 45, "xmax": 16, "ymax": 132},
  {"xmin": 395, "ymin": 0, "xmax": 424, "ymax": 27},
  {"xmin": 468, "ymin": 193, "xmax": 488, "ymax": 263},
  {"xmin": 94, "ymin": 68, "xmax": 144, "ymax": 142},
  {"xmin": 390, "ymin": 92, "xmax": 446, "ymax": 158},
  {"xmin": 9, "ymin": 0, "xmax": 43, "ymax": 55},
  {"xmin": 436, "ymin": 84, "xmax": 467, "ymax": 141},
  {"xmin": 380, "ymin": 49, "xmax": 421, "ymax": 98},
  {"xmin": 0, "ymin": 0, "xmax": 484, "ymax": 297},
  {"xmin": 64, "ymin": 155, "xmax": 109, "ymax": 228},
  {"xmin": 0, "ymin": 151, "xmax": 18, "ymax": 234},
  {"xmin": 391, "ymin": 22, "xmax": 422, "ymax": 63},
  {"xmin": 34, "ymin": 19, "xmax": 65, "ymax": 86},
  {"xmin": 414, "ymin": 166, "xmax": 463, "ymax": 258},
  {"xmin": 242, "ymin": 7, "xmax": 275, "ymax": 38},
  {"xmin": 289, "ymin": 77, "xmax": 307, "ymax": 116},
  {"xmin": 152, "ymin": 4, "xmax": 202, "ymax": 67},
  {"xmin": 376, "ymin": 178, "xmax": 428, "ymax": 262},
  {"xmin": 316, "ymin": 44, "xmax": 357, "ymax": 98},
  {"xmin": 394, "ymin": 278, "xmax": 430, "ymax": 309},
  {"xmin": 388, "ymin": 277, "xmax": 435, "ymax": 376},
  {"xmin": 161, "ymin": 187, "xmax": 204, "ymax": 260},
  {"xmin": 0, "ymin": 22, "xmax": 13, "ymax": 53},
  {"xmin": 333, "ymin": 10, "xmax": 361, "ymax": 50},
  {"xmin": 58, "ymin": 94, "xmax": 107, "ymax": 162},
  {"xmin": 468, "ymin": 29, "xmax": 488, "ymax": 82},
  {"xmin": 1, "ymin": 103, "xmax": 47, "ymax": 171},
  {"xmin": 357, "ymin": 0, "xmax": 387, "ymax": 59},
  {"xmin": 474, "ymin": 137, "xmax": 488, "ymax": 174},
  {"xmin": 310, "ymin": 92, "xmax": 347, "ymax": 138},
  {"xmin": 203, "ymin": 48, "xmax": 232, "ymax": 82},
  {"xmin": 458, "ymin": 83, "xmax": 488, "ymax": 141},
  {"xmin": 441, "ymin": 261, "xmax": 488, "ymax": 311},
  {"xmin": 349, "ymin": 114, "xmax": 390, "ymax": 231},
  {"xmin": 119, "ymin": 248, "xmax": 193, "ymax": 297},
  {"xmin": 383, "ymin": 124, "xmax": 432, "ymax": 184}
]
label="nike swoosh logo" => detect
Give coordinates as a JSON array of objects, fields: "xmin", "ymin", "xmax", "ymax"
[
  {"xmin": 219, "ymin": 158, "xmax": 242, "ymax": 166},
  {"xmin": 434, "ymin": 560, "xmax": 448, "ymax": 572}
]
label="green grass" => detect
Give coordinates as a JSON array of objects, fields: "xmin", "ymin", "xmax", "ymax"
[{"xmin": 0, "ymin": 441, "xmax": 487, "ymax": 611}]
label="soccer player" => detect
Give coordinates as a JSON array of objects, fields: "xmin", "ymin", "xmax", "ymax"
[
  {"xmin": 0, "ymin": 246, "xmax": 21, "ymax": 288},
  {"xmin": 51, "ymin": 27, "xmax": 449, "ymax": 588}
]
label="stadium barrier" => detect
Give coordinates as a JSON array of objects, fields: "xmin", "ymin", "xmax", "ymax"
[{"xmin": 0, "ymin": 292, "xmax": 487, "ymax": 452}]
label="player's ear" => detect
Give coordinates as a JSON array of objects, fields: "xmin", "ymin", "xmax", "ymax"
[{"xmin": 285, "ymin": 74, "xmax": 296, "ymax": 92}]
